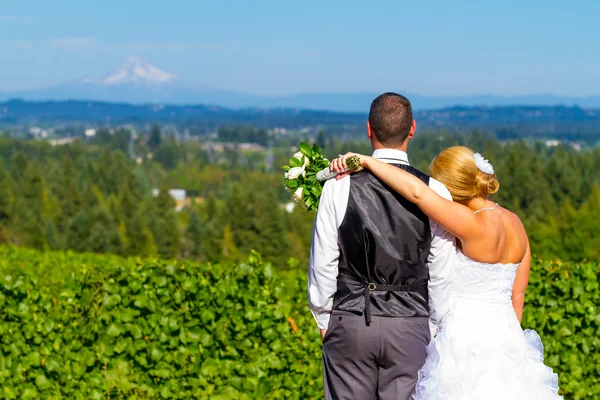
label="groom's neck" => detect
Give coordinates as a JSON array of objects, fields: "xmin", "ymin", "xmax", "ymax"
[{"xmin": 371, "ymin": 141, "xmax": 409, "ymax": 154}]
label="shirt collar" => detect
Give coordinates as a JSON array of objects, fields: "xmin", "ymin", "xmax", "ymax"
[{"xmin": 372, "ymin": 149, "xmax": 410, "ymax": 165}]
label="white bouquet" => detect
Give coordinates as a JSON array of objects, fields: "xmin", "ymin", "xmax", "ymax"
[{"xmin": 283, "ymin": 142, "xmax": 360, "ymax": 211}]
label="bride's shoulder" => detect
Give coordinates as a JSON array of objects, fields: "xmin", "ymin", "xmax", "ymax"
[
  {"xmin": 500, "ymin": 206, "xmax": 526, "ymax": 230},
  {"xmin": 499, "ymin": 206, "xmax": 529, "ymax": 257}
]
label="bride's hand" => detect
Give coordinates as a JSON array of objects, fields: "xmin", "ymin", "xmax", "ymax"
[{"xmin": 330, "ymin": 152, "xmax": 368, "ymax": 179}]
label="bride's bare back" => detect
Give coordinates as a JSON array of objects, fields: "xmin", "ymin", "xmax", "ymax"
[{"xmin": 461, "ymin": 203, "xmax": 528, "ymax": 265}]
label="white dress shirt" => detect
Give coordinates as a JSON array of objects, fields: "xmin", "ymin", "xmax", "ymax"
[{"xmin": 308, "ymin": 149, "xmax": 456, "ymax": 333}]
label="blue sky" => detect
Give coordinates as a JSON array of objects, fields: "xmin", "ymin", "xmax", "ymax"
[{"xmin": 1, "ymin": 0, "xmax": 598, "ymax": 96}]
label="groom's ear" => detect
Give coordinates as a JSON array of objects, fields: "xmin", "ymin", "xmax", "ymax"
[
  {"xmin": 367, "ymin": 121, "xmax": 374, "ymax": 140},
  {"xmin": 408, "ymin": 120, "xmax": 417, "ymax": 139}
]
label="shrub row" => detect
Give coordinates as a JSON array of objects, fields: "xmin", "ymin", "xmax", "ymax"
[
  {"xmin": 0, "ymin": 247, "xmax": 322, "ymax": 399},
  {"xmin": 0, "ymin": 246, "xmax": 598, "ymax": 399}
]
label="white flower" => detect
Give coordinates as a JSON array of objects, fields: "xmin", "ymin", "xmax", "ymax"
[
  {"xmin": 474, "ymin": 152, "xmax": 494, "ymax": 175},
  {"xmin": 285, "ymin": 166, "xmax": 306, "ymax": 180},
  {"xmin": 291, "ymin": 187, "xmax": 304, "ymax": 202},
  {"xmin": 293, "ymin": 151, "xmax": 309, "ymax": 167}
]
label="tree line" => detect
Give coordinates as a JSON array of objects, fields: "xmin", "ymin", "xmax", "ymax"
[{"xmin": 0, "ymin": 127, "xmax": 598, "ymax": 266}]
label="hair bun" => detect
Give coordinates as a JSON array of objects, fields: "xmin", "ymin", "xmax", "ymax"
[{"xmin": 475, "ymin": 171, "xmax": 499, "ymax": 197}]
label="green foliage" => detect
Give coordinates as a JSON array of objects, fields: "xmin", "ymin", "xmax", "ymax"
[
  {"xmin": 0, "ymin": 164, "xmax": 14, "ymax": 228},
  {"xmin": 0, "ymin": 247, "xmax": 322, "ymax": 399},
  {"xmin": 154, "ymin": 141, "xmax": 183, "ymax": 170},
  {"xmin": 150, "ymin": 186, "xmax": 182, "ymax": 259},
  {"xmin": 185, "ymin": 210, "xmax": 203, "ymax": 258},
  {"xmin": 218, "ymin": 125, "xmax": 270, "ymax": 146},
  {"xmin": 523, "ymin": 259, "xmax": 600, "ymax": 399},
  {"xmin": 0, "ymin": 247, "xmax": 597, "ymax": 398},
  {"xmin": 0, "ymin": 133, "xmax": 599, "ymax": 264},
  {"xmin": 148, "ymin": 124, "xmax": 163, "ymax": 150}
]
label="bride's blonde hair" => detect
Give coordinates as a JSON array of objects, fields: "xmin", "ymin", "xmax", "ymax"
[{"xmin": 429, "ymin": 146, "xmax": 499, "ymax": 203}]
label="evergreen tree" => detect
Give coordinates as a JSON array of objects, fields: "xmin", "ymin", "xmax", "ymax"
[
  {"xmin": 44, "ymin": 218, "xmax": 60, "ymax": 250},
  {"xmin": 20, "ymin": 163, "xmax": 47, "ymax": 250},
  {"xmin": 89, "ymin": 207, "xmax": 125, "ymax": 255},
  {"xmin": 97, "ymin": 150, "xmax": 131, "ymax": 196},
  {"xmin": 149, "ymin": 185, "xmax": 181, "ymax": 259},
  {"xmin": 200, "ymin": 195, "xmax": 223, "ymax": 262},
  {"xmin": 125, "ymin": 212, "xmax": 156, "ymax": 256},
  {"xmin": 186, "ymin": 209, "xmax": 203, "ymax": 258},
  {"xmin": 222, "ymin": 224, "xmax": 239, "ymax": 259},
  {"xmin": 10, "ymin": 150, "xmax": 29, "ymax": 186},
  {"xmin": 120, "ymin": 172, "xmax": 155, "ymax": 256},
  {"xmin": 106, "ymin": 194, "xmax": 122, "ymax": 224},
  {"xmin": 148, "ymin": 125, "xmax": 162, "ymax": 150},
  {"xmin": 223, "ymin": 183, "xmax": 253, "ymax": 249},
  {"xmin": 82, "ymin": 184, "xmax": 105, "ymax": 209},
  {"xmin": 316, "ymin": 130, "xmax": 326, "ymax": 149},
  {"xmin": 578, "ymin": 185, "xmax": 600, "ymax": 260},
  {"xmin": 153, "ymin": 141, "xmax": 182, "ymax": 170},
  {"xmin": 66, "ymin": 209, "xmax": 91, "ymax": 253},
  {"xmin": 222, "ymin": 184, "xmax": 288, "ymax": 265},
  {"xmin": 0, "ymin": 164, "xmax": 14, "ymax": 227},
  {"xmin": 67, "ymin": 206, "xmax": 125, "ymax": 255},
  {"xmin": 109, "ymin": 128, "xmax": 132, "ymax": 154},
  {"xmin": 251, "ymin": 189, "xmax": 289, "ymax": 265},
  {"xmin": 120, "ymin": 172, "xmax": 145, "ymax": 215},
  {"xmin": 56, "ymin": 156, "xmax": 82, "ymax": 231}
]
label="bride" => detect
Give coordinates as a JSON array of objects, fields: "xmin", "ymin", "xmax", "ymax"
[{"xmin": 330, "ymin": 146, "xmax": 562, "ymax": 399}]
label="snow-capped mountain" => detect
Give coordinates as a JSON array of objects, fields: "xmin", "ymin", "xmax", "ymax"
[
  {"xmin": 1, "ymin": 56, "xmax": 600, "ymax": 111},
  {"xmin": 0, "ymin": 56, "xmax": 251, "ymax": 106},
  {"xmin": 100, "ymin": 56, "xmax": 176, "ymax": 85}
]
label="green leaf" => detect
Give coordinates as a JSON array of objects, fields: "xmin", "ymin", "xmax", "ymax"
[
  {"xmin": 107, "ymin": 323, "xmax": 124, "ymax": 338},
  {"xmin": 35, "ymin": 374, "xmax": 52, "ymax": 391},
  {"xmin": 300, "ymin": 142, "xmax": 312, "ymax": 157},
  {"xmin": 127, "ymin": 324, "xmax": 143, "ymax": 340},
  {"xmin": 556, "ymin": 326, "xmax": 573, "ymax": 339},
  {"xmin": 2, "ymin": 387, "xmax": 17, "ymax": 400},
  {"xmin": 285, "ymin": 179, "xmax": 298, "ymax": 189}
]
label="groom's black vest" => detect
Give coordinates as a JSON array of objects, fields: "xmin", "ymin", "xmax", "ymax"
[{"xmin": 332, "ymin": 165, "xmax": 431, "ymax": 324}]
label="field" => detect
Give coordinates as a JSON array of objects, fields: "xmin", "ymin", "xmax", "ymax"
[{"xmin": 0, "ymin": 246, "xmax": 598, "ymax": 399}]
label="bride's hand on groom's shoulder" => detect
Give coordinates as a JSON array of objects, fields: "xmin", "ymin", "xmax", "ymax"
[{"xmin": 330, "ymin": 152, "xmax": 367, "ymax": 180}]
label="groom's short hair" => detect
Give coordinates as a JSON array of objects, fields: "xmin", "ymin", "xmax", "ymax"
[{"xmin": 369, "ymin": 93, "xmax": 413, "ymax": 147}]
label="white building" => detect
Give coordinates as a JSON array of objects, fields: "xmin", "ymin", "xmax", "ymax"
[{"xmin": 152, "ymin": 188, "xmax": 187, "ymax": 212}]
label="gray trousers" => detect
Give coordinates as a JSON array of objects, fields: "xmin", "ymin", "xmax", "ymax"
[{"xmin": 322, "ymin": 311, "xmax": 430, "ymax": 400}]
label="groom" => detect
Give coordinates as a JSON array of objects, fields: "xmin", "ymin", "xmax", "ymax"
[{"xmin": 308, "ymin": 93, "xmax": 455, "ymax": 399}]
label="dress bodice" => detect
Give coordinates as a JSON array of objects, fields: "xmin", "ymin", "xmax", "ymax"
[
  {"xmin": 414, "ymin": 249, "xmax": 562, "ymax": 400},
  {"xmin": 453, "ymin": 250, "xmax": 519, "ymax": 302}
]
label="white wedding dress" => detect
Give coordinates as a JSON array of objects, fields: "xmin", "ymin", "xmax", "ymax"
[{"xmin": 413, "ymin": 249, "xmax": 562, "ymax": 399}]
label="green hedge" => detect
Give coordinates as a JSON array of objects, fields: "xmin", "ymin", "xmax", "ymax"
[
  {"xmin": 0, "ymin": 247, "xmax": 322, "ymax": 399},
  {"xmin": 523, "ymin": 259, "xmax": 600, "ymax": 399},
  {"xmin": 0, "ymin": 246, "xmax": 598, "ymax": 399}
]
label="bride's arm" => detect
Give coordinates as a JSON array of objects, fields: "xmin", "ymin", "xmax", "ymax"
[
  {"xmin": 511, "ymin": 240, "xmax": 531, "ymax": 323},
  {"xmin": 332, "ymin": 153, "xmax": 482, "ymax": 243}
]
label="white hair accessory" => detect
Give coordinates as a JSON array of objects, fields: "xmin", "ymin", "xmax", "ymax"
[{"xmin": 474, "ymin": 153, "xmax": 494, "ymax": 175}]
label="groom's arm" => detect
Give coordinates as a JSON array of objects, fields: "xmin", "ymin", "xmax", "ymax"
[{"xmin": 308, "ymin": 178, "xmax": 349, "ymax": 339}]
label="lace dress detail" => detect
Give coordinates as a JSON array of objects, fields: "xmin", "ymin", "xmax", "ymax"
[{"xmin": 413, "ymin": 250, "xmax": 562, "ymax": 400}]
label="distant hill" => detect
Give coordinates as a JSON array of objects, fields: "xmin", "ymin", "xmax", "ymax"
[
  {"xmin": 1, "ymin": 57, "xmax": 600, "ymax": 112},
  {"xmin": 1, "ymin": 99, "xmax": 600, "ymax": 143},
  {"xmin": 0, "ymin": 99, "xmax": 367, "ymax": 128}
]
